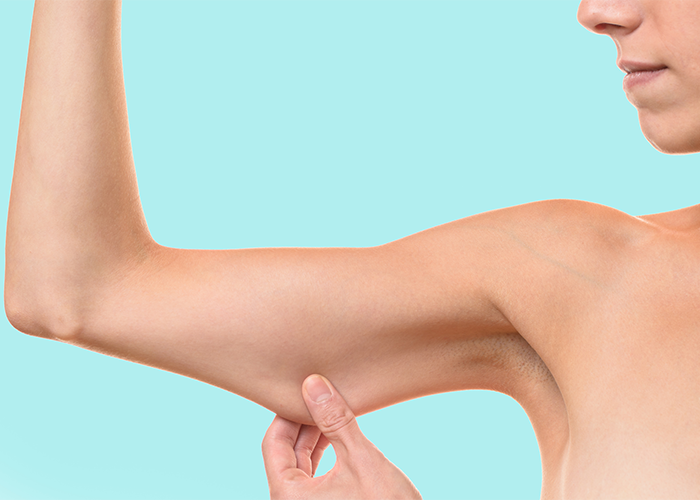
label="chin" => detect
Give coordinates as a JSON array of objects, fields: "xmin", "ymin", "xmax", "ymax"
[{"xmin": 638, "ymin": 111, "xmax": 700, "ymax": 155}]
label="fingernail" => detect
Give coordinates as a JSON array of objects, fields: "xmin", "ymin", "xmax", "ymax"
[{"xmin": 305, "ymin": 375, "xmax": 332, "ymax": 403}]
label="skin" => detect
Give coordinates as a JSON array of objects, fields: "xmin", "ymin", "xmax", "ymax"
[{"xmin": 4, "ymin": 0, "xmax": 700, "ymax": 498}]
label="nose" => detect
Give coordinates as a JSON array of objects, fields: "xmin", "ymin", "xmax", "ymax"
[{"xmin": 577, "ymin": 0, "xmax": 642, "ymax": 36}]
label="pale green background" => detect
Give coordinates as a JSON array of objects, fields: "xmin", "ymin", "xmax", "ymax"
[{"xmin": 0, "ymin": 1, "xmax": 697, "ymax": 499}]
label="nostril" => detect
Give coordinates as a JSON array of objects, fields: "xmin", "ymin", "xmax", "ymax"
[{"xmin": 594, "ymin": 22, "xmax": 625, "ymax": 34}]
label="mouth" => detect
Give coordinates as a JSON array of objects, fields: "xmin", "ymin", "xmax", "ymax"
[
  {"xmin": 618, "ymin": 60, "xmax": 668, "ymax": 91},
  {"xmin": 618, "ymin": 60, "xmax": 668, "ymax": 74}
]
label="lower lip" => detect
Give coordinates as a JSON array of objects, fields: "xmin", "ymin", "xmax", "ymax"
[{"xmin": 623, "ymin": 68, "xmax": 667, "ymax": 91}]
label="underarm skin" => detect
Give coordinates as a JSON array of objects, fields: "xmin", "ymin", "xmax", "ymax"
[{"xmin": 6, "ymin": 0, "xmax": 531, "ymax": 425}]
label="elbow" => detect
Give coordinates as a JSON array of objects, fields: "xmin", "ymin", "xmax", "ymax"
[{"xmin": 4, "ymin": 287, "xmax": 83, "ymax": 342}]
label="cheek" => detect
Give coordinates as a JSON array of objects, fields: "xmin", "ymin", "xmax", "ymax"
[{"xmin": 657, "ymin": 3, "xmax": 700, "ymax": 74}]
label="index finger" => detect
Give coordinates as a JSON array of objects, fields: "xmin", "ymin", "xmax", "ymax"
[{"xmin": 261, "ymin": 415, "xmax": 303, "ymax": 478}]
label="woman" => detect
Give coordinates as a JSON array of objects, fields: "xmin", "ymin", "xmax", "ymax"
[{"xmin": 5, "ymin": 0, "xmax": 699, "ymax": 498}]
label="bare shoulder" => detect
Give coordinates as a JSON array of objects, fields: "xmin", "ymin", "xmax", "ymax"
[
  {"xmin": 391, "ymin": 199, "xmax": 652, "ymax": 281},
  {"xmin": 404, "ymin": 198, "xmax": 651, "ymax": 247},
  {"xmin": 376, "ymin": 198, "xmax": 653, "ymax": 375},
  {"xmin": 418, "ymin": 199, "xmax": 655, "ymax": 357},
  {"xmin": 481, "ymin": 199, "xmax": 652, "ymax": 265},
  {"xmin": 377, "ymin": 198, "xmax": 654, "ymax": 328},
  {"xmin": 474, "ymin": 198, "xmax": 651, "ymax": 242}
]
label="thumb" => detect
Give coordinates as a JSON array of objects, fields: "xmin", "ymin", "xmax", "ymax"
[{"xmin": 302, "ymin": 374, "xmax": 367, "ymax": 457}]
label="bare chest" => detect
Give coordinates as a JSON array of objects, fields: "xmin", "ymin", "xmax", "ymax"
[{"xmin": 532, "ymin": 266, "xmax": 700, "ymax": 498}]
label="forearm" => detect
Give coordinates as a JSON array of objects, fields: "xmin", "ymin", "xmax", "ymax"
[{"xmin": 6, "ymin": 0, "xmax": 153, "ymax": 336}]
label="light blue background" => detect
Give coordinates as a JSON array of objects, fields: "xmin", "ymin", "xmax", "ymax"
[{"xmin": 0, "ymin": 1, "xmax": 697, "ymax": 499}]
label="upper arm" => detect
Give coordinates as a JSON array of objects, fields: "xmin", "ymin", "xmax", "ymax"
[
  {"xmin": 70, "ymin": 216, "xmax": 514, "ymax": 423},
  {"xmin": 38, "ymin": 199, "xmax": 635, "ymax": 423}
]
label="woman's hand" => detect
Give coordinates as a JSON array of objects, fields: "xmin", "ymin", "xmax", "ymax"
[{"xmin": 262, "ymin": 374, "xmax": 422, "ymax": 500}]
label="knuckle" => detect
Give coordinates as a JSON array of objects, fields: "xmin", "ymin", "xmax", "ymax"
[
  {"xmin": 315, "ymin": 403, "xmax": 355, "ymax": 435},
  {"xmin": 295, "ymin": 440, "xmax": 315, "ymax": 455}
]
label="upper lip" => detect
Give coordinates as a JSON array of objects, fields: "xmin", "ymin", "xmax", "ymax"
[{"xmin": 618, "ymin": 60, "xmax": 668, "ymax": 74}]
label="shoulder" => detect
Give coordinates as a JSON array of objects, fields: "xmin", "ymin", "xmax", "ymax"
[
  {"xmin": 382, "ymin": 199, "xmax": 652, "ymax": 283},
  {"xmin": 440, "ymin": 199, "xmax": 652, "ymax": 273},
  {"xmin": 473, "ymin": 198, "xmax": 653, "ymax": 259},
  {"xmin": 375, "ymin": 199, "xmax": 654, "ymax": 336},
  {"xmin": 471, "ymin": 198, "xmax": 648, "ymax": 237},
  {"xmin": 409, "ymin": 198, "xmax": 650, "ymax": 246},
  {"xmin": 447, "ymin": 200, "xmax": 654, "ymax": 333}
]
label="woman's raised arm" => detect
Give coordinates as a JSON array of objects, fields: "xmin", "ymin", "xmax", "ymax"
[
  {"xmin": 6, "ymin": 0, "xmax": 577, "ymax": 426},
  {"xmin": 6, "ymin": 0, "xmax": 153, "ymax": 336}
]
